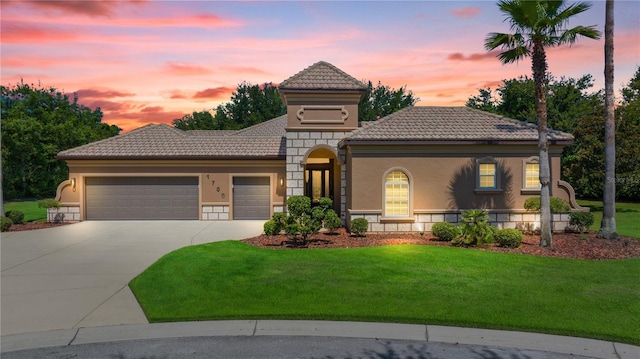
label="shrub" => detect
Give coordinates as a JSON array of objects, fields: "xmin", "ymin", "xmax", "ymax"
[
  {"xmin": 323, "ymin": 209, "xmax": 342, "ymax": 234},
  {"xmin": 264, "ymin": 220, "xmax": 279, "ymax": 235},
  {"xmin": 5, "ymin": 210, "xmax": 25, "ymax": 225},
  {"xmin": 453, "ymin": 209, "xmax": 495, "ymax": 246},
  {"xmin": 523, "ymin": 197, "xmax": 570, "ymax": 213},
  {"xmin": 494, "ymin": 228, "xmax": 523, "ymax": 248},
  {"xmin": 569, "ymin": 211, "xmax": 594, "ymax": 233},
  {"xmin": 38, "ymin": 198, "xmax": 61, "ymax": 209},
  {"xmin": 431, "ymin": 222, "xmax": 459, "ymax": 242},
  {"xmin": 350, "ymin": 218, "xmax": 368, "ymax": 237},
  {"xmin": 1, "ymin": 216, "xmax": 13, "ymax": 232},
  {"xmin": 283, "ymin": 195, "xmax": 323, "ymax": 245}
]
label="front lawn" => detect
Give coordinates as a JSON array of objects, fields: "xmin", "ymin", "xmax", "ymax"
[
  {"xmin": 577, "ymin": 200, "xmax": 640, "ymax": 238},
  {"xmin": 130, "ymin": 241, "xmax": 640, "ymax": 345},
  {"xmin": 3, "ymin": 200, "xmax": 47, "ymax": 222}
]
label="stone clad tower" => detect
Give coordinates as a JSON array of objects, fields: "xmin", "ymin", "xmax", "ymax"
[{"xmin": 279, "ymin": 61, "xmax": 367, "ymax": 219}]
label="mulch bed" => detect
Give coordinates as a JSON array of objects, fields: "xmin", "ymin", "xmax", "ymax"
[
  {"xmin": 6, "ymin": 221, "xmax": 70, "ymax": 232},
  {"xmin": 243, "ymin": 228, "xmax": 640, "ymax": 260},
  {"xmin": 8, "ymin": 222, "xmax": 638, "ymax": 260}
]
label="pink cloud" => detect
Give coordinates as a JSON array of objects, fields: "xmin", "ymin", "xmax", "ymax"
[
  {"xmin": 448, "ymin": 52, "xmax": 499, "ymax": 62},
  {"xmin": 193, "ymin": 87, "xmax": 234, "ymax": 100},
  {"xmin": 451, "ymin": 7, "xmax": 481, "ymax": 19},
  {"xmin": 20, "ymin": 0, "xmax": 130, "ymax": 17},
  {"xmin": 165, "ymin": 62, "xmax": 213, "ymax": 76},
  {"xmin": 1, "ymin": 22, "xmax": 77, "ymax": 43},
  {"xmin": 75, "ymin": 88, "xmax": 135, "ymax": 99},
  {"xmin": 167, "ymin": 90, "xmax": 189, "ymax": 99}
]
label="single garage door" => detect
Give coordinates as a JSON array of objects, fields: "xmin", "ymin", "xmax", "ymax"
[
  {"xmin": 85, "ymin": 177, "xmax": 199, "ymax": 220},
  {"xmin": 233, "ymin": 177, "xmax": 270, "ymax": 220}
]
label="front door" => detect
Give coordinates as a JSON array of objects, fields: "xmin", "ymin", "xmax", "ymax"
[{"xmin": 305, "ymin": 164, "xmax": 334, "ymax": 206}]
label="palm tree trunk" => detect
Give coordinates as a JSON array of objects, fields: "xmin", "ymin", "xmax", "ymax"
[
  {"xmin": 532, "ymin": 39, "xmax": 553, "ymax": 247},
  {"xmin": 599, "ymin": 0, "xmax": 618, "ymax": 240}
]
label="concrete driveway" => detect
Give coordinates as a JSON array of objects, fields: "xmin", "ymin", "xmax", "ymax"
[{"xmin": 1, "ymin": 220, "xmax": 264, "ymax": 336}]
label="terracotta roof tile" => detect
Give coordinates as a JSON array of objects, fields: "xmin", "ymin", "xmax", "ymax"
[
  {"xmin": 342, "ymin": 107, "xmax": 574, "ymax": 144},
  {"xmin": 279, "ymin": 61, "xmax": 367, "ymax": 91}
]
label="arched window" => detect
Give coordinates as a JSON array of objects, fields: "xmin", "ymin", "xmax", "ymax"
[
  {"xmin": 384, "ymin": 170, "xmax": 409, "ymax": 217},
  {"xmin": 524, "ymin": 157, "xmax": 541, "ymax": 189}
]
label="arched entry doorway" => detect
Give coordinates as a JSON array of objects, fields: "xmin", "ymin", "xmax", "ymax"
[{"xmin": 303, "ymin": 146, "xmax": 341, "ymax": 214}]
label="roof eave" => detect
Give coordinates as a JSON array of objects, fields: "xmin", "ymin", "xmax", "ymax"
[{"xmin": 339, "ymin": 139, "xmax": 573, "ymax": 147}]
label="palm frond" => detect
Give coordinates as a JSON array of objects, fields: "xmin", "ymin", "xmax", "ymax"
[
  {"xmin": 497, "ymin": 46, "xmax": 529, "ymax": 64},
  {"xmin": 559, "ymin": 25, "xmax": 602, "ymax": 45}
]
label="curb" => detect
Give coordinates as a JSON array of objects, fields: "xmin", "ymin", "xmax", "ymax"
[{"xmin": 2, "ymin": 321, "xmax": 638, "ymax": 359}]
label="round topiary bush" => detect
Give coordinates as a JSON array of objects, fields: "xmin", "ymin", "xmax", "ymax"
[
  {"xmin": 263, "ymin": 220, "xmax": 279, "ymax": 235},
  {"xmin": 494, "ymin": 228, "xmax": 523, "ymax": 248},
  {"xmin": 1, "ymin": 216, "xmax": 13, "ymax": 232},
  {"xmin": 323, "ymin": 209, "xmax": 342, "ymax": 233},
  {"xmin": 431, "ymin": 222, "xmax": 459, "ymax": 242},
  {"xmin": 569, "ymin": 211, "xmax": 594, "ymax": 233},
  {"xmin": 350, "ymin": 218, "xmax": 368, "ymax": 237}
]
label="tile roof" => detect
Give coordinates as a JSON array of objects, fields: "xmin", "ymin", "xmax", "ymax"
[
  {"xmin": 279, "ymin": 61, "xmax": 367, "ymax": 91},
  {"xmin": 341, "ymin": 106, "xmax": 574, "ymax": 144},
  {"xmin": 231, "ymin": 115, "xmax": 287, "ymax": 136},
  {"xmin": 57, "ymin": 121, "xmax": 286, "ymax": 160}
]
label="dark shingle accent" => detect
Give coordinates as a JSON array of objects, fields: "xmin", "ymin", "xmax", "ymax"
[
  {"xmin": 279, "ymin": 61, "xmax": 367, "ymax": 91},
  {"xmin": 341, "ymin": 107, "xmax": 574, "ymax": 144}
]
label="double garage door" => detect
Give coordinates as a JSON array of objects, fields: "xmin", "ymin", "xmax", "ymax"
[
  {"xmin": 85, "ymin": 176, "xmax": 271, "ymax": 220},
  {"xmin": 85, "ymin": 177, "xmax": 199, "ymax": 220}
]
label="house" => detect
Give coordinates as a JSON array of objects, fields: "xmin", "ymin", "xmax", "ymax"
[{"xmin": 53, "ymin": 61, "xmax": 584, "ymax": 231}]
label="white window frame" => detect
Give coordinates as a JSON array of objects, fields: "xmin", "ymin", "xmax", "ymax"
[{"xmin": 382, "ymin": 168, "xmax": 412, "ymax": 219}]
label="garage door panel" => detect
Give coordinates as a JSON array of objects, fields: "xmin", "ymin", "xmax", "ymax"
[
  {"xmin": 233, "ymin": 177, "xmax": 270, "ymax": 220},
  {"xmin": 86, "ymin": 177, "xmax": 198, "ymax": 220}
]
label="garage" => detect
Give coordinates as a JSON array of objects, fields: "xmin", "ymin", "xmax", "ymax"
[
  {"xmin": 233, "ymin": 177, "xmax": 271, "ymax": 220},
  {"xmin": 85, "ymin": 177, "xmax": 199, "ymax": 220}
]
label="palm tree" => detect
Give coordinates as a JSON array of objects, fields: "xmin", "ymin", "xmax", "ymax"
[
  {"xmin": 599, "ymin": 0, "xmax": 618, "ymax": 240},
  {"xmin": 485, "ymin": 0, "xmax": 600, "ymax": 247}
]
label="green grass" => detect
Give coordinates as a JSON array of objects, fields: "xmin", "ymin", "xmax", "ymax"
[
  {"xmin": 577, "ymin": 200, "xmax": 640, "ymax": 238},
  {"xmin": 130, "ymin": 241, "xmax": 640, "ymax": 345},
  {"xmin": 3, "ymin": 200, "xmax": 47, "ymax": 222}
]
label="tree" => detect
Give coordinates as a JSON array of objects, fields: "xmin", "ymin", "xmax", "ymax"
[
  {"xmin": 358, "ymin": 81, "xmax": 419, "ymax": 122},
  {"xmin": 599, "ymin": 0, "xmax": 618, "ymax": 240},
  {"xmin": 485, "ymin": 0, "xmax": 600, "ymax": 247},
  {"xmin": 214, "ymin": 82, "xmax": 286, "ymax": 130},
  {"xmin": 172, "ymin": 110, "xmax": 219, "ymax": 131},
  {"xmin": 467, "ymin": 74, "xmax": 602, "ymax": 133},
  {"xmin": 1, "ymin": 81, "xmax": 120, "ymax": 199}
]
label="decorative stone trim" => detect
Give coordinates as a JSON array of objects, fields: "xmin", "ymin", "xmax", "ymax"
[
  {"xmin": 349, "ymin": 210, "xmax": 572, "ymax": 233},
  {"xmin": 47, "ymin": 206, "xmax": 81, "ymax": 223},
  {"xmin": 202, "ymin": 205, "xmax": 230, "ymax": 220}
]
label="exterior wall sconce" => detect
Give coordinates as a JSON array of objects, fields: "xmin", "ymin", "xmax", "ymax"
[
  {"xmin": 71, "ymin": 178, "xmax": 76, "ymax": 192},
  {"xmin": 279, "ymin": 177, "xmax": 285, "ymax": 187}
]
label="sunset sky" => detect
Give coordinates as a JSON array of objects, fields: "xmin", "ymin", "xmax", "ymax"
[{"xmin": 2, "ymin": 0, "xmax": 639, "ymax": 132}]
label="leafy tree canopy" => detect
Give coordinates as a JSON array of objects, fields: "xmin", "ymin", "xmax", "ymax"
[
  {"xmin": 173, "ymin": 80, "xmax": 418, "ymax": 130},
  {"xmin": 1, "ymin": 80, "xmax": 121, "ymax": 199},
  {"xmin": 466, "ymin": 74, "xmax": 602, "ymax": 133},
  {"xmin": 358, "ymin": 81, "xmax": 419, "ymax": 122}
]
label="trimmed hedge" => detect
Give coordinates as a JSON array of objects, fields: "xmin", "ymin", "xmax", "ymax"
[
  {"xmin": 431, "ymin": 222, "xmax": 459, "ymax": 242},
  {"xmin": 494, "ymin": 228, "xmax": 523, "ymax": 248},
  {"xmin": 524, "ymin": 197, "xmax": 571, "ymax": 213},
  {"xmin": 1, "ymin": 216, "xmax": 13, "ymax": 232},
  {"xmin": 350, "ymin": 218, "xmax": 368, "ymax": 237},
  {"xmin": 5, "ymin": 210, "xmax": 25, "ymax": 225}
]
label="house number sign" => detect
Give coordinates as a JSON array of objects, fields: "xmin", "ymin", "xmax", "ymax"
[{"xmin": 206, "ymin": 175, "xmax": 226, "ymax": 199}]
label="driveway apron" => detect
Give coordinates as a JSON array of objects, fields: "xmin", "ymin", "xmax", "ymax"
[{"xmin": 1, "ymin": 220, "xmax": 264, "ymax": 336}]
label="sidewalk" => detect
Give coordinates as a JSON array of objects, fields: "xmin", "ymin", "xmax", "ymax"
[{"xmin": 2, "ymin": 320, "xmax": 638, "ymax": 358}]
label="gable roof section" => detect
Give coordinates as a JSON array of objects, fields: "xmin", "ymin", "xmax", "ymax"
[
  {"xmin": 57, "ymin": 121, "xmax": 286, "ymax": 160},
  {"xmin": 279, "ymin": 61, "xmax": 367, "ymax": 91},
  {"xmin": 340, "ymin": 106, "xmax": 574, "ymax": 146}
]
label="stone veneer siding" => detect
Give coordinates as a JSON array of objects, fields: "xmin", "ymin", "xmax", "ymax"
[
  {"xmin": 47, "ymin": 206, "xmax": 81, "ymax": 222},
  {"xmin": 349, "ymin": 211, "xmax": 572, "ymax": 233},
  {"xmin": 202, "ymin": 205, "xmax": 230, "ymax": 220},
  {"xmin": 285, "ymin": 131, "xmax": 351, "ymax": 221}
]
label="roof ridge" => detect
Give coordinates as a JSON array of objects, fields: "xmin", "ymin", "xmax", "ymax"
[{"xmin": 279, "ymin": 61, "xmax": 367, "ymax": 90}]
